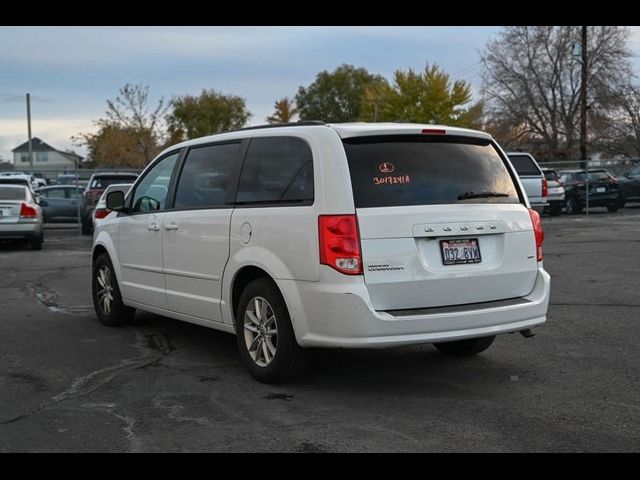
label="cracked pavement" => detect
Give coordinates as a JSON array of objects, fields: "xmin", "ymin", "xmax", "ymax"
[{"xmin": 1, "ymin": 210, "xmax": 639, "ymax": 452}]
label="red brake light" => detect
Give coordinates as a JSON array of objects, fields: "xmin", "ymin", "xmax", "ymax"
[
  {"xmin": 528, "ymin": 209, "xmax": 544, "ymax": 262},
  {"xmin": 319, "ymin": 214, "xmax": 363, "ymax": 275},
  {"xmin": 421, "ymin": 129, "xmax": 446, "ymax": 135},
  {"xmin": 19, "ymin": 203, "xmax": 38, "ymax": 218},
  {"xmin": 94, "ymin": 208, "xmax": 110, "ymax": 219},
  {"xmin": 541, "ymin": 178, "xmax": 548, "ymax": 197}
]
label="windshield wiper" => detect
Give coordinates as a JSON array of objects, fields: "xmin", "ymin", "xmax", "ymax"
[{"xmin": 457, "ymin": 191, "xmax": 509, "ymax": 200}]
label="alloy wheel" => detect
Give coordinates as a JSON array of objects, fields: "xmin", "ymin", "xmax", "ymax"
[{"xmin": 243, "ymin": 296, "xmax": 278, "ymax": 367}]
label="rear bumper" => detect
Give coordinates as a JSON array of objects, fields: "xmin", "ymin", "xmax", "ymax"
[
  {"xmin": 278, "ymin": 267, "xmax": 550, "ymax": 348},
  {"xmin": 0, "ymin": 222, "xmax": 43, "ymax": 239}
]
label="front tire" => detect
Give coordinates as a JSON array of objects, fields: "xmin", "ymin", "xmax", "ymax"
[
  {"xmin": 565, "ymin": 197, "xmax": 583, "ymax": 214},
  {"xmin": 92, "ymin": 253, "xmax": 135, "ymax": 326},
  {"xmin": 434, "ymin": 335, "xmax": 495, "ymax": 356},
  {"xmin": 235, "ymin": 278, "xmax": 309, "ymax": 383}
]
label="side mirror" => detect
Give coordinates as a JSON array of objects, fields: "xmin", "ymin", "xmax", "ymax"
[
  {"xmin": 39, "ymin": 199, "xmax": 49, "ymax": 207},
  {"xmin": 106, "ymin": 190, "xmax": 126, "ymax": 212}
]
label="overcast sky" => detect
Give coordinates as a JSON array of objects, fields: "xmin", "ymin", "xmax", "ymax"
[{"xmin": 2, "ymin": 26, "xmax": 640, "ymax": 161}]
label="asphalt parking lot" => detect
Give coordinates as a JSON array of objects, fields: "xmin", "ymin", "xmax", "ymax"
[{"xmin": 1, "ymin": 209, "xmax": 639, "ymax": 452}]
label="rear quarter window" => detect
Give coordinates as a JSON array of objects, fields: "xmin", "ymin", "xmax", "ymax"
[
  {"xmin": 343, "ymin": 135, "xmax": 521, "ymax": 208},
  {"xmin": 236, "ymin": 136, "xmax": 314, "ymax": 205}
]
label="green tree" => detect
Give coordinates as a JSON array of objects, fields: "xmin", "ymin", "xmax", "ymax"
[
  {"xmin": 295, "ymin": 64, "xmax": 386, "ymax": 122},
  {"xmin": 359, "ymin": 64, "xmax": 482, "ymax": 127},
  {"xmin": 168, "ymin": 89, "xmax": 251, "ymax": 140},
  {"xmin": 266, "ymin": 96, "xmax": 298, "ymax": 124},
  {"xmin": 74, "ymin": 83, "xmax": 170, "ymax": 167}
]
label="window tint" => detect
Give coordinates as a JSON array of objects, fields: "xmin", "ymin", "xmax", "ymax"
[
  {"xmin": 0, "ymin": 187, "xmax": 26, "ymax": 201},
  {"xmin": 507, "ymin": 154, "xmax": 542, "ymax": 176},
  {"xmin": 343, "ymin": 135, "xmax": 520, "ymax": 208},
  {"xmin": 174, "ymin": 143, "xmax": 239, "ymax": 209},
  {"xmin": 236, "ymin": 137, "xmax": 314, "ymax": 205},
  {"xmin": 131, "ymin": 153, "xmax": 179, "ymax": 213},
  {"xmin": 543, "ymin": 170, "xmax": 558, "ymax": 181}
]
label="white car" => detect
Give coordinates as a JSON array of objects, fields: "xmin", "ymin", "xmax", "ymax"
[
  {"xmin": 92, "ymin": 122, "xmax": 550, "ymax": 383},
  {"xmin": 92, "ymin": 183, "xmax": 133, "ymax": 229}
]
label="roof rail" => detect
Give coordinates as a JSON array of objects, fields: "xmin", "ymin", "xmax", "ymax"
[{"xmin": 234, "ymin": 121, "xmax": 327, "ymax": 132}]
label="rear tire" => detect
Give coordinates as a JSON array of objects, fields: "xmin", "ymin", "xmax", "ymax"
[
  {"xmin": 606, "ymin": 203, "xmax": 619, "ymax": 213},
  {"xmin": 81, "ymin": 221, "xmax": 92, "ymax": 235},
  {"xmin": 92, "ymin": 253, "xmax": 135, "ymax": 326},
  {"xmin": 550, "ymin": 204, "xmax": 563, "ymax": 216},
  {"xmin": 30, "ymin": 234, "xmax": 43, "ymax": 250},
  {"xmin": 235, "ymin": 277, "xmax": 309, "ymax": 383},
  {"xmin": 434, "ymin": 335, "xmax": 495, "ymax": 356}
]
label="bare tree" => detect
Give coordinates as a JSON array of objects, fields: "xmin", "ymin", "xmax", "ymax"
[
  {"xmin": 105, "ymin": 83, "xmax": 170, "ymax": 163},
  {"xmin": 481, "ymin": 26, "xmax": 632, "ymax": 160}
]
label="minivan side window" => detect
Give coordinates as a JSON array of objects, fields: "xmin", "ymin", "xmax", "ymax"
[
  {"xmin": 173, "ymin": 143, "xmax": 240, "ymax": 209},
  {"xmin": 131, "ymin": 152, "xmax": 179, "ymax": 213},
  {"xmin": 236, "ymin": 137, "xmax": 314, "ymax": 205}
]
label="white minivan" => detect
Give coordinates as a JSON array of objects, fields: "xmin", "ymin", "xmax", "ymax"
[{"xmin": 92, "ymin": 122, "xmax": 550, "ymax": 382}]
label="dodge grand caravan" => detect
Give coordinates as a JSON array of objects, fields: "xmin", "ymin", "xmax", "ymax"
[{"xmin": 92, "ymin": 122, "xmax": 550, "ymax": 383}]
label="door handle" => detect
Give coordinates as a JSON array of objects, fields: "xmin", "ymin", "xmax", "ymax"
[
  {"xmin": 164, "ymin": 223, "xmax": 179, "ymax": 231},
  {"xmin": 147, "ymin": 223, "xmax": 160, "ymax": 232}
]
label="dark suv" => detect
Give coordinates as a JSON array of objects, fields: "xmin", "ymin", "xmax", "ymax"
[
  {"xmin": 557, "ymin": 169, "xmax": 623, "ymax": 214},
  {"xmin": 82, "ymin": 172, "xmax": 138, "ymax": 234}
]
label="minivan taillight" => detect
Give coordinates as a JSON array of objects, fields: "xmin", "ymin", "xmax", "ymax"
[
  {"xmin": 528, "ymin": 209, "xmax": 544, "ymax": 262},
  {"xmin": 19, "ymin": 203, "xmax": 38, "ymax": 219},
  {"xmin": 542, "ymin": 178, "xmax": 548, "ymax": 197},
  {"xmin": 319, "ymin": 214, "xmax": 363, "ymax": 275}
]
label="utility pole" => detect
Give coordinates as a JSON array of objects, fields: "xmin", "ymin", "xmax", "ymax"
[
  {"xmin": 580, "ymin": 26, "xmax": 588, "ymax": 169},
  {"xmin": 26, "ymin": 93, "xmax": 34, "ymax": 171}
]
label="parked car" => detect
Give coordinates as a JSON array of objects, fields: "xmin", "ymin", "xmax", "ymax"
[
  {"xmin": 541, "ymin": 169, "xmax": 566, "ymax": 216},
  {"xmin": 82, "ymin": 172, "xmax": 139, "ymax": 234},
  {"xmin": 0, "ymin": 184, "xmax": 44, "ymax": 249},
  {"xmin": 38, "ymin": 185, "xmax": 85, "ymax": 223},
  {"xmin": 617, "ymin": 163, "xmax": 640, "ymax": 205},
  {"xmin": 506, "ymin": 152, "xmax": 548, "ymax": 213},
  {"xmin": 92, "ymin": 183, "xmax": 133, "ymax": 229},
  {"xmin": 557, "ymin": 169, "xmax": 623, "ymax": 213},
  {"xmin": 0, "ymin": 173, "xmax": 39, "ymax": 194},
  {"xmin": 92, "ymin": 122, "xmax": 550, "ymax": 383}
]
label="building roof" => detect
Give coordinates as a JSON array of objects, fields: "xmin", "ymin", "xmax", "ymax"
[{"xmin": 12, "ymin": 137, "xmax": 83, "ymax": 161}]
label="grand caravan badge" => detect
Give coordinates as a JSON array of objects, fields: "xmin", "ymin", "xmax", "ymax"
[{"xmin": 373, "ymin": 161, "xmax": 410, "ymax": 185}]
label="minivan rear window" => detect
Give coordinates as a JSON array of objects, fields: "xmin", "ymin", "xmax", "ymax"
[
  {"xmin": 507, "ymin": 154, "xmax": 542, "ymax": 176},
  {"xmin": 343, "ymin": 135, "xmax": 521, "ymax": 208}
]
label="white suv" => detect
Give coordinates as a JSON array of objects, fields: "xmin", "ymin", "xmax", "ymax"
[{"xmin": 92, "ymin": 122, "xmax": 550, "ymax": 383}]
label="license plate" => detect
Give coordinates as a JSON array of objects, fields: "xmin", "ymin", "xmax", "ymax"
[
  {"xmin": 440, "ymin": 238, "xmax": 482, "ymax": 265},
  {"xmin": 596, "ymin": 187, "xmax": 606, "ymax": 193}
]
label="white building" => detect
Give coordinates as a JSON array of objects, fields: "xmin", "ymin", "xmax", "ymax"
[{"xmin": 12, "ymin": 137, "xmax": 83, "ymax": 174}]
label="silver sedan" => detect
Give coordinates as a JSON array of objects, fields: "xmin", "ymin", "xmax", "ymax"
[{"xmin": 0, "ymin": 184, "xmax": 44, "ymax": 249}]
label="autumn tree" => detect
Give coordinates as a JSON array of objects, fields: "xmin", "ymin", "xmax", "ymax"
[
  {"xmin": 295, "ymin": 64, "xmax": 386, "ymax": 122},
  {"xmin": 359, "ymin": 64, "xmax": 483, "ymax": 128},
  {"xmin": 167, "ymin": 89, "xmax": 251, "ymax": 140},
  {"xmin": 266, "ymin": 97, "xmax": 298, "ymax": 124},
  {"xmin": 481, "ymin": 26, "xmax": 632, "ymax": 160},
  {"xmin": 74, "ymin": 83, "xmax": 169, "ymax": 167}
]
